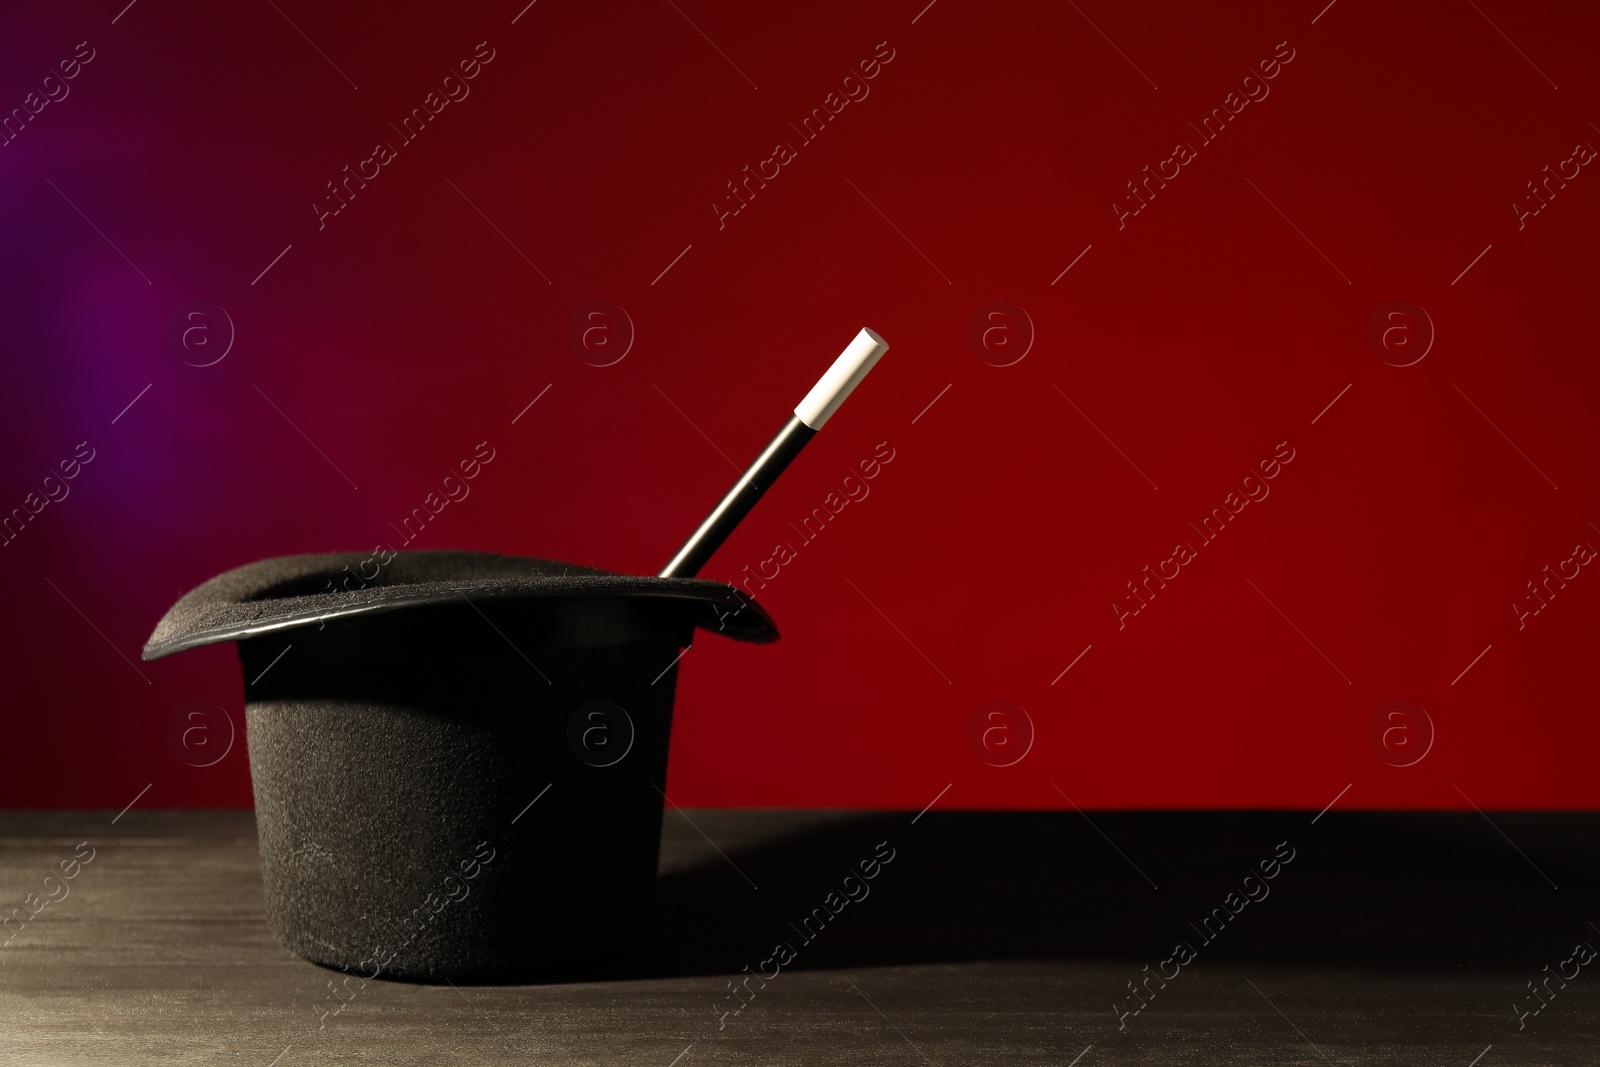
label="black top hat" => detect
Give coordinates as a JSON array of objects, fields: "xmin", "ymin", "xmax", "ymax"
[{"xmin": 142, "ymin": 549, "xmax": 775, "ymax": 981}]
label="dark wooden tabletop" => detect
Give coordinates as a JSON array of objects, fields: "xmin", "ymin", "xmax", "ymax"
[{"xmin": 2, "ymin": 807, "xmax": 1597, "ymax": 1065}]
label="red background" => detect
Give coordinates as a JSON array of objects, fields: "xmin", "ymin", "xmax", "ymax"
[{"xmin": 2, "ymin": 0, "xmax": 1596, "ymax": 810}]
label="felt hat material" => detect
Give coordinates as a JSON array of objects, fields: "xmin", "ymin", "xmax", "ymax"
[
  {"xmin": 144, "ymin": 549, "xmax": 777, "ymax": 980},
  {"xmin": 143, "ymin": 549, "xmax": 777, "ymax": 660}
]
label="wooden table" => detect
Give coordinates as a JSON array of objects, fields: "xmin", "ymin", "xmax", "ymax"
[{"xmin": 2, "ymin": 807, "xmax": 1596, "ymax": 1064}]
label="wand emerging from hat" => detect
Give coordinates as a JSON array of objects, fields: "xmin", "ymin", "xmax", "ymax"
[
  {"xmin": 141, "ymin": 324, "xmax": 892, "ymax": 983},
  {"xmin": 661, "ymin": 326, "xmax": 889, "ymax": 578}
]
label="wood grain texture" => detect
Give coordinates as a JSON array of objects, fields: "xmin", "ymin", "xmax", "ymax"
[{"xmin": 1, "ymin": 808, "xmax": 1597, "ymax": 1065}]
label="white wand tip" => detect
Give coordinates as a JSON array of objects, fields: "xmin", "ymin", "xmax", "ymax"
[{"xmin": 793, "ymin": 327, "xmax": 890, "ymax": 431}]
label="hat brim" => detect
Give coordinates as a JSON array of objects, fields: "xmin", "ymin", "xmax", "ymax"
[{"xmin": 142, "ymin": 549, "xmax": 777, "ymax": 660}]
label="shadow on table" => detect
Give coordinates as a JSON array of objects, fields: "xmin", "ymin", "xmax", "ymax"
[{"xmin": 553, "ymin": 810, "xmax": 1600, "ymax": 984}]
